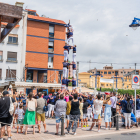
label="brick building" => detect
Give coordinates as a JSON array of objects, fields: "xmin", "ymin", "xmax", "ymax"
[{"xmin": 25, "ymin": 9, "xmax": 66, "ymax": 94}]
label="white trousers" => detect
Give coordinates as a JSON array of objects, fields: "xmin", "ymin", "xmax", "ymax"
[
  {"xmin": 73, "ymin": 69, "xmax": 76, "ymax": 78},
  {"xmin": 73, "ymin": 53, "xmax": 76, "ymax": 63},
  {"xmin": 63, "ymin": 67, "xmax": 67, "ymax": 78},
  {"xmin": 67, "ymin": 68, "xmax": 69, "ymax": 78},
  {"xmin": 124, "ymin": 113, "xmax": 131, "ymax": 127},
  {"xmin": 64, "ymin": 50, "xmax": 69, "ymax": 61},
  {"xmin": 67, "ymin": 36, "xmax": 74, "ymax": 46},
  {"xmin": 72, "ymin": 86, "xmax": 76, "ymax": 90},
  {"xmin": 61, "ymin": 85, "xmax": 66, "ymax": 90},
  {"xmin": 87, "ymin": 108, "xmax": 93, "ymax": 119},
  {"xmin": 47, "ymin": 104, "xmax": 52, "ymax": 118}
]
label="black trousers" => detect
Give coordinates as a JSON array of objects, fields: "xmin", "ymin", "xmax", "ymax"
[{"xmin": 111, "ymin": 108, "xmax": 116, "ymax": 127}]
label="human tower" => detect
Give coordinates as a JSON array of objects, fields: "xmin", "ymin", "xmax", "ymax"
[{"xmin": 61, "ymin": 21, "xmax": 77, "ymax": 90}]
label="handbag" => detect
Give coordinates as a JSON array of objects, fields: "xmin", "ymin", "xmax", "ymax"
[
  {"xmin": 28, "ymin": 99, "xmax": 35, "ymax": 111},
  {"xmin": 43, "ymin": 105, "xmax": 48, "ymax": 112},
  {"xmin": 9, "ymin": 97, "xmax": 14, "ymax": 116}
]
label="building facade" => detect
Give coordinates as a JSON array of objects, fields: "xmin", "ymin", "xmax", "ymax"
[
  {"xmin": 79, "ymin": 65, "xmax": 140, "ymax": 90},
  {"xmin": 0, "ymin": 7, "xmax": 27, "ymax": 92},
  {"xmin": 25, "ymin": 9, "xmax": 66, "ymax": 93}
]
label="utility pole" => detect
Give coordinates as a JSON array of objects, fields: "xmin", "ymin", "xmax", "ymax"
[
  {"xmin": 95, "ymin": 68, "xmax": 97, "ymax": 89},
  {"xmin": 135, "ymin": 63, "xmax": 137, "ymax": 115},
  {"xmin": 122, "ymin": 69, "xmax": 124, "ymax": 89},
  {"xmin": 76, "ymin": 61, "xmax": 79, "ymax": 87},
  {"xmin": 113, "ymin": 75, "xmax": 114, "ymax": 91},
  {"xmin": 89, "ymin": 60, "xmax": 91, "ymax": 70}
]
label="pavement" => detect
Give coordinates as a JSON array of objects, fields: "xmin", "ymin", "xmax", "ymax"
[{"xmin": 1, "ymin": 118, "xmax": 140, "ymax": 140}]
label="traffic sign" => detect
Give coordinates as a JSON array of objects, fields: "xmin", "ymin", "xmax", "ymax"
[{"xmin": 132, "ymin": 75, "xmax": 139, "ymax": 89}]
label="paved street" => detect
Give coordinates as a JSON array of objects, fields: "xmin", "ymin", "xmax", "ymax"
[
  {"xmin": 75, "ymin": 130, "xmax": 140, "ymax": 140},
  {"xmin": 2, "ymin": 118, "xmax": 140, "ymax": 140}
]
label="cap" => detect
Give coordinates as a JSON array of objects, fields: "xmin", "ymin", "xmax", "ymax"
[{"xmin": 3, "ymin": 91, "xmax": 9, "ymax": 95}]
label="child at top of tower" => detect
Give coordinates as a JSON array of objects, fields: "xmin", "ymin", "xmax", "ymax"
[{"xmin": 65, "ymin": 22, "xmax": 74, "ymax": 46}]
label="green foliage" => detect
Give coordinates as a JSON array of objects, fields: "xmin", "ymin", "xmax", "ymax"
[{"xmin": 96, "ymin": 88, "xmax": 140, "ymax": 95}]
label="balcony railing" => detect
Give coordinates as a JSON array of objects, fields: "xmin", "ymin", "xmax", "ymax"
[{"xmin": 26, "ymin": 80, "xmax": 33, "ymax": 82}]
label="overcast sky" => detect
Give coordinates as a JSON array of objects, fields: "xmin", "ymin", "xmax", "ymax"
[{"xmin": 2, "ymin": 0, "xmax": 140, "ymax": 72}]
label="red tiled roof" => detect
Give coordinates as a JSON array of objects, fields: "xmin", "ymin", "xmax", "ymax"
[
  {"xmin": 28, "ymin": 15, "xmax": 66, "ymax": 24},
  {"xmin": 26, "ymin": 9, "xmax": 37, "ymax": 13}
]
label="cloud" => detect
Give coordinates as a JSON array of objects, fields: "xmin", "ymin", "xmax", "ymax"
[{"xmin": 2, "ymin": 0, "xmax": 140, "ymax": 71}]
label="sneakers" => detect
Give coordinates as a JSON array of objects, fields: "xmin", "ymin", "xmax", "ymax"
[
  {"xmin": 97, "ymin": 130, "xmax": 100, "ymax": 133},
  {"xmin": 72, "ymin": 132, "xmax": 76, "ymax": 135},
  {"xmin": 86, "ymin": 128, "xmax": 92, "ymax": 131},
  {"xmin": 86, "ymin": 125, "xmax": 89, "ymax": 127},
  {"xmin": 0, "ymin": 138, "xmax": 3, "ymax": 140},
  {"xmin": 83, "ymin": 125, "xmax": 86, "ymax": 127},
  {"xmin": 8, "ymin": 137, "xmax": 12, "ymax": 140},
  {"xmin": 104, "ymin": 128, "xmax": 108, "ymax": 130}
]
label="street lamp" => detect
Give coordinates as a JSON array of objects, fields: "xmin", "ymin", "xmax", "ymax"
[{"xmin": 129, "ymin": 18, "xmax": 140, "ymax": 30}]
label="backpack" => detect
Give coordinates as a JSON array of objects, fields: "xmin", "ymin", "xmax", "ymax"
[
  {"xmin": 9, "ymin": 97, "xmax": 14, "ymax": 116},
  {"xmin": 28, "ymin": 99, "xmax": 35, "ymax": 111},
  {"xmin": 126, "ymin": 101, "xmax": 132, "ymax": 113}
]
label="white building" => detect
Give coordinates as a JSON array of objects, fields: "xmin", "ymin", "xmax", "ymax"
[{"xmin": 0, "ymin": 4, "xmax": 27, "ymax": 92}]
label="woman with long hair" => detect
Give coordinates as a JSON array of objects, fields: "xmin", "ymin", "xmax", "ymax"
[
  {"xmin": 103, "ymin": 95, "xmax": 112, "ymax": 129},
  {"xmin": 23, "ymin": 92, "xmax": 37, "ymax": 134}
]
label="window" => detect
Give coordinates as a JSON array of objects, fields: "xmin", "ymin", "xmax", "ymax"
[
  {"xmin": 48, "ymin": 41, "xmax": 54, "ymax": 53},
  {"xmin": 26, "ymin": 70, "xmax": 33, "ymax": 82},
  {"xmin": 104, "ymin": 72, "xmax": 107, "ymax": 74},
  {"xmin": 43, "ymin": 73, "xmax": 47, "ymax": 83},
  {"xmin": 49, "ymin": 26, "xmax": 54, "ymax": 38},
  {"xmin": 28, "ymin": 11, "xmax": 36, "ymax": 16},
  {"xmin": 0, "ymin": 51, "xmax": 3, "ymax": 61},
  {"xmin": 8, "ymin": 35, "xmax": 18, "ymax": 44},
  {"xmin": 92, "ymin": 72, "xmax": 94, "ymax": 74},
  {"xmin": 121, "ymin": 71, "xmax": 123, "ymax": 73},
  {"xmin": 101, "ymin": 72, "xmax": 103, "ymax": 73},
  {"xmin": 106, "ymin": 84, "xmax": 108, "ymax": 86},
  {"xmin": 48, "ymin": 56, "xmax": 53, "ymax": 63},
  {"xmin": 0, "ymin": 69, "xmax": 2, "ymax": 80},
  {"xmin": 108, "ymin": 71, "xmax": 111, "ymax": 74},
  {"xmin": 110, "ymin": 84, "xmax": 112, "ymax": 86},
  {"xmin": 112, "ymin": 72, "xmax": 114, "ymax": 73},
  {"xmin": 6, "ymin": 69, "xmax": 16, "ymax": 80},
  {"xmin": 7, "ymin": 52, "xmax": 17, "ymax": 62}
]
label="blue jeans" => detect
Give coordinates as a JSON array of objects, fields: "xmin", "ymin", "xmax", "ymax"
[{"xmin": 55, "ymin": 116, "xmax": 65, "ymax": 123}]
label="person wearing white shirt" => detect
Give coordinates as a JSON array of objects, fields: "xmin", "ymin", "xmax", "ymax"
[
  {"xmin": 88, "ymin": 94, "xmax": 103, "ymax": 132},
  {"xmin": 110, "ymin": 92, "xmax": 117, "ymax": 127}
]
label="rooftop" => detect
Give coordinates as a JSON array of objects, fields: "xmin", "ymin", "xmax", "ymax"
[{"xmin": 26, "ymin": 9, "xmax": 66, "ymax": 25}]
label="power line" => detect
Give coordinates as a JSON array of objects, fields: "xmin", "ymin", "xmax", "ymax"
[{"xmin": 78, "ymin": 61, "xmax": 139, "ymax": 65}]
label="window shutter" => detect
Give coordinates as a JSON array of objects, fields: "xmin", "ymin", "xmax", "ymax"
[
  {"xmin": 49, "ymin": 42, "xmax": 54, "ymax": 47},
  {"xmin": 49, "ymin": 26, "xmax": 54, "ymax": 33}
]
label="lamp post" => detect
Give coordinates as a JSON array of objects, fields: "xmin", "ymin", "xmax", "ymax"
[{"xmin": 129, "ymin": 19, "xmax": 139, "ymax": 115}]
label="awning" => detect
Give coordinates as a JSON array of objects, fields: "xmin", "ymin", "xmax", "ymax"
[{"xmin": 13, "ymin": 82, "xmax": 61, "ymax": 89}]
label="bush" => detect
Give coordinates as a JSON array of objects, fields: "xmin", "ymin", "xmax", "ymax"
[{"xmin": 96, "ymin": 88, "xmax": 140, "ymax": 95}]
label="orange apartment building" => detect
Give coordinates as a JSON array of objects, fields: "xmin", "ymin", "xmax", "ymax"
[{"xmin": 25, "ymin": 9, "xmax": 66, "ymax": 94}]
